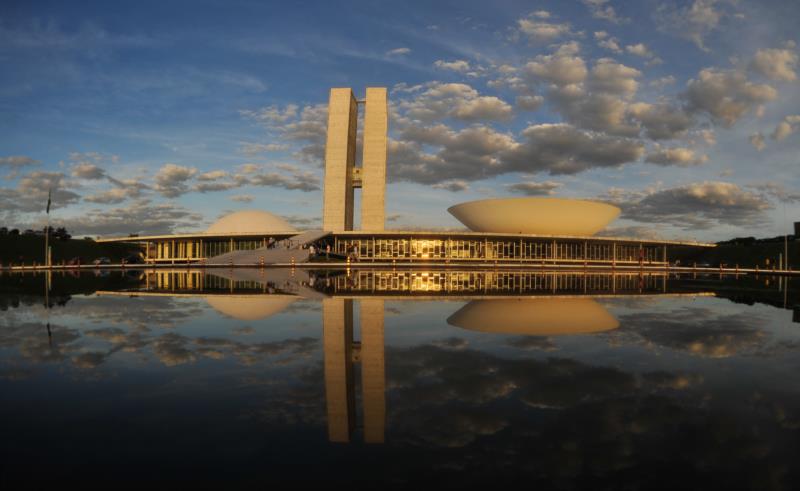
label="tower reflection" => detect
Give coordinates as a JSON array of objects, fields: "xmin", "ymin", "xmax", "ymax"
[
  {"xmin": 323, "ymin": 298, "xmax": 385, "ymax": 443},
  {"xmin": 95, "ymin": 269, "xmax": 716, "ymax": 445}
]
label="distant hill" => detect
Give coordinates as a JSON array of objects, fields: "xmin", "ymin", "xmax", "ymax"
[{"xmin": 0, "ymin": 234, "xmax": 137, "ymax": 266}]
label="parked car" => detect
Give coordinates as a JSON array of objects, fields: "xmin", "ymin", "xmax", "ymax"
[{"xmin": 93, "ymin": 257, "xmax": 111, "ymax": 266}]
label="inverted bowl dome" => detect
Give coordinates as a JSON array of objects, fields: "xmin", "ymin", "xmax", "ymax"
[
  {"xmin": 447, "ymin": 298, "xmax": 619, "ymax": 336},
  {"xmin": 206, "ymin": 210, "xmax": 296, "ymax": 235},
  {"xmin": 448, "ymin": 197, "xmax": 620, "ymax": 236},
  {"xmin": 205, "ymin": 295, "xmax": 296, "ymax": 321}
]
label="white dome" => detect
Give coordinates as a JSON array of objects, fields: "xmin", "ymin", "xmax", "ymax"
[
  {"xmin": 447, "ymin": 298, "xmax": 619, "ymax": 336},
  {"xmin": 205, "ymin": 295, "xmax": 296, "ymax": 321},
  {"xmin": 448, "ymin": 197, "xmax": 620, "ymax": 236},
  {"xmin": 206, "ymin": 210, "xmax": 296, "ymax": 235}
]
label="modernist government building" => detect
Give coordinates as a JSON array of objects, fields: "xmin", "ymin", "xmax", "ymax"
[{"xmin": 99, "ymin": 87, "xmax": 713, "ymax": 265}]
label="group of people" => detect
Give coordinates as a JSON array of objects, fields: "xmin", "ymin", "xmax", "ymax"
[{"xmin": 306, "ymin": 241, "xmax": 333, "ymax": 260}]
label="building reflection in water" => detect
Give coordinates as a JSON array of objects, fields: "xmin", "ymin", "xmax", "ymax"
[
  {"xmin": 447, "ymin": 297, "xmax": 619, "ymax": 335},
  {"xmin": 99, "ymin": 269, "xmax": 716, "ymax": 445},
  {"xmin": 323, "ymin": 298, "xmax": 385, "ymax": 444}
]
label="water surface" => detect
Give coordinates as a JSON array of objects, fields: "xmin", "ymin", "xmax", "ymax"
[{"xmin": 1, "ymin": 270, "xmax": 799, "ymax": 488}]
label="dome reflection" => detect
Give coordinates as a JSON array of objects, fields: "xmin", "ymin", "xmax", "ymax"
[{"xmin": 447, "ymin": 297, "xmax": 619, "ymax": 335}]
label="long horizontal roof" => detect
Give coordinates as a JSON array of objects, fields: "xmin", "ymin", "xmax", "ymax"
[{"xmin": 96, "ymin": 229, "xmax": 715, "ymax": 247}]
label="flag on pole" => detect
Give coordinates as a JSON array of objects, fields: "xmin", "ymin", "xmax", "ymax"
[{"xmin": 46, "ymin": 188, "xmax": 51, "ymax": 214}]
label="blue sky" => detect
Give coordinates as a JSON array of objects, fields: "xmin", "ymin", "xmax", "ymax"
[{"xmin": 1, "ymin": 0, "xmax": 798, "ymax": 241}]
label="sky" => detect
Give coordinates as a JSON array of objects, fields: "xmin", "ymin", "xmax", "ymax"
[{"xmin": 0, "ymin": 0, "xmax": 799, "ymax": 241}]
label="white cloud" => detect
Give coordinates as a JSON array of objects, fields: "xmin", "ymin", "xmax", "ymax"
[
  {"xmin": 504, "ymin": 123, "xmax": 645, "ymax": 175},
  {"xmin": 625, "ymin": 43, "xmax": 653, "ymax": 58},
  {"xmin": 398, "ymin": 82, "xmax": 513, "ymax": 122},
  {"xmin": 516, "ymin": 95, "xmax": 544, "ymax": 111},
  {"xmin": 238, "ymin": 142, "xmax": 289, "ymax": 156},
  {"xmin": 434, "ymin": 59, "xmax": 471, "ymax": 72},
  {"xmin": 524, "ymin": 51, "xmax": 587, "ymax": 86},
  {"xmin": 432, "ymin": 180, "xmax": 469, "ymax": 192},
  {"xmin": 59, "ymin": 199, "xmax": 202, "ymax": 236},
  {"xmin": 604, "ymin": 181, "xmax": 772, "ymax": 229},
  {"xmin": 582, "ymin": 0, "xmax": 627, "ymax": 24},
  {"xmin": 655, "ymin": 0, "xmax": 735, "ymax": 51},
  {"xmin": 386, "ymin": 47, "xmax": 411, "ymax": 56},
  {"xmin": 749, "ymin": 45, "xmax": 798, "ymax": 82},
  {"xmin": 749, "ymin": 132, "xmax": 766, "ymax": 151},
  {"xmin": 516, "ymin": 17, "xmax": 573, "ymax": 43},
  {"xmin": 238, "ymin": 104, "xmax": 298, "ymax": 125},
  {"xmin": 506, "ymin": 180, "xmax": 562, "ymax": 195},
  {"xmin": 588, "ymin": 58, "xmax": 641, "ymax": 97},
  {"xmin": 684, "ymin": 68, "xmax": 777, "ymax": 127},
  {"xmin": 153, "ymin": 163, "xmax": 197, "ymax": 198},
  {"xmin": 771, "ymin": 115, "xmax": 800, "ymax": 141},
  {"xmin": 645, "ymin": 146, "xmax": 708, "ymax": 166},
  {"xmin": 229, "ymin": 194, "xmax": 254, "ymax": 203}
]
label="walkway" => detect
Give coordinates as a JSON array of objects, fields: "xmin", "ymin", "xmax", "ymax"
[{"xmin": 204, "ymin": 230, "xmax": 331, "ymax": 265}]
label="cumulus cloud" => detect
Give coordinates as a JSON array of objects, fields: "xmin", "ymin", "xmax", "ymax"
[
  {"xmin": 71, "ymin": 163, "xmax": 106, "ymax": 179},
  {"xmin": 587, "ymin": 58, "xmax": 641, "ymax": 97},
  {"xmin": 506, "ymin": 180, "xmax": 562, "ymax": 195},
  {"xmin": 605, "ymin": 181, "xmax": 772, "ymax": 229},
  {"xmin": 524, "ymin": 50, "xmax": 587, "ymax": 86},
  {"xmin": 197, "ymin": 170, "xmax": 228, "ymax": 181},
  {"xmin": 432, "ymin": 180, "xmax": 469, "ymax": 192},
  {"xmin": 240, "ymin": 103, "xmax": 328, "ymax": 165},
  {"xmin": 84, "ymin": 187, "xmax": 135, "ymax": 204},
  {"xmin": 516, "ymin": 16, "xmax": 573, "ymax": 43},
  {"xmin": 434, "ymin": 59, "xmax": 471, "ymax": 73},
  {"xmin": 582, "ymin": 0, "xmax": 627, "ymax": 24},
  {"xmin": 627, "ymin": 102, "xmax": 694, "ymax": 140},
  {"xmin": 59, "ymin": 199, "xmax": 203, "ymax": 236},
  {"xmin": 594, "ymin": 31, "xmax": 621, "ymax": 53},
  {"xmin": 749, "ymin": 182, "xmax": 800, "ymax": 203},
  {"xmin": 0, "ymin": 155, "xmax": 38, "ymax": 168},
  {"xmin": 248, "ymin": 168, "xmax": 320, "ymax": 191},
  {"xmin": 389, "ymin": 125, "xmax": 516, "ymax": 184},
  {"xmin": 684, "ymin": 68, "xmax": 777, "ymax": 127},
  {"xmin": 749, "ymin": 45, "xmax": 798, "ymax": 82},
  {"xmin": 0, "ymin": 170, "xmax": 80, "ymax": 218},
  {"xmin": 238, "ymin": 142, "xmax": 289, "ymax": 156},
  {"xmin": 515, "ymin": 95, "xmax": 544, "ymax": 111},
  {"xmin": 0, "ymin": 155, "xmax": 39, "ymax": 177},
  {"xmin": 645, "ymin": 146, "xmax": 708, "ymax": 166},
  {"xmin": 229, "ymin": 194, "xmax": 254, "ymax": 203},
  {"xmin": 749, "ymin": 132, "xmax": 766, "ymax": 151},
  {"xmin": 655, "ymin": 0, "xmax": 735, "ymax": 51},
  {"xmin": 153, "ymin": 163, "xmax": 197, "ymax": 198},
  {"xmin": 398, "ymin": 82, "xmax": 512, "ymax": 122},
  {"xmin": 504, "ymin": 123, "xmax": 645, "ymax": 175},
  {"xmin": 770, "ymin": 115, "xmax": 800, "ymax": 141},
  {"xmin": 238, "ymin": 104, "xmax": 298, "ymax": 125}
]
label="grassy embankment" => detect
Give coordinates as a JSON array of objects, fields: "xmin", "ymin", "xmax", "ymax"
[{"xmin": 0, "ymin": 235, "xmax": 137, "ymax": 266}]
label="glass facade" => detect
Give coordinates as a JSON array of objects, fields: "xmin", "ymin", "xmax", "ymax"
[
  {"xmin": 141, "ymin": 233, "xmax": 668, "ymax": 265},
  {"xmin": 334, "ymin": 236, "xmax": 666, "ymax": 264}
]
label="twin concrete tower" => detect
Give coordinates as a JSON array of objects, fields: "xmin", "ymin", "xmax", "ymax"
[{"xmin": 322, "ymin": 87, "xmax": 388, "ymax": 232}]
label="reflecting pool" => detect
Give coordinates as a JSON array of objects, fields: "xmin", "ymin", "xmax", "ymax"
[{"xmin": 1, "ymin": 269, "xmax": 799, "ymax": 488}]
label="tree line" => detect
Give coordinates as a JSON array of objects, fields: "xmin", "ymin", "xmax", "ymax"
[{"xmin": 0, "ymin": 226, "xmax": 72, "ymax": 240}]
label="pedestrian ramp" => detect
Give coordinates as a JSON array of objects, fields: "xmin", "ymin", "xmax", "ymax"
[{"xmin": 204, "ymin": 230, "xmax": 331, "ymax": 265}]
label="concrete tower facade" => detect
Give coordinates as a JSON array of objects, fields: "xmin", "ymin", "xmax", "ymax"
[
  {"xmin": 322, "ymin": 87, "xmax": 387, "ymax": 232},
  {"xmin": 322, "ymin": 88, "xmax": 358, "ymax": 232},
  {"xmin": 360, "ymin": 88, "xmax": 388, "ymax": 232}
]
